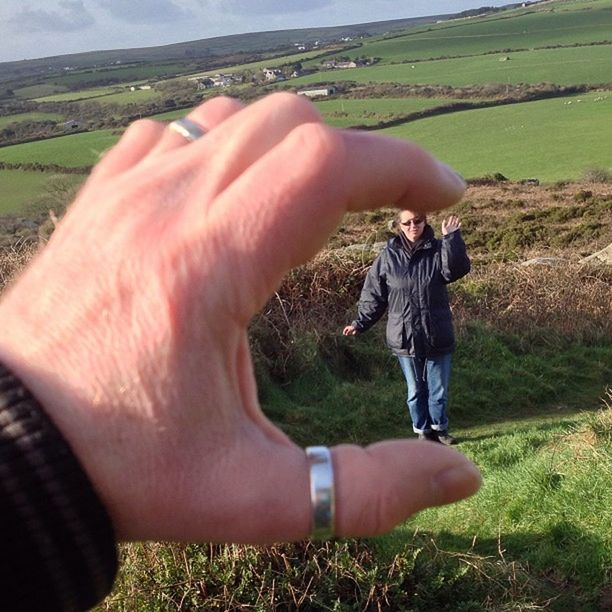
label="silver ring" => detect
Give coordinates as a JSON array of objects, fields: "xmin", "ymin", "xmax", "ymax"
[
  {"xmin": 168, "ymin": 117, "xmax": 206, "ymax": 142},
  {"xmin": 306, "ymin": 446, "xmax": 335, "ymax": 540}
]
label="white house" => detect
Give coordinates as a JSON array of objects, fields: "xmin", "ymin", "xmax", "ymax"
[
  {"xmin": 297, "ymin": 87, "xmax": 337, "ymax": 98},
  {"xmin": 263, "ymin": 68, "xmax": 284, "ymax": 81}
]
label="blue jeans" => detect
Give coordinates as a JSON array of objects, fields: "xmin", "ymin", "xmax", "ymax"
[{"xmin": 397, "ymin": 354, "xmax": 452, "ymax": 434}]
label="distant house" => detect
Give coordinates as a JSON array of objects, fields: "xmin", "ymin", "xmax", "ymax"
[
  {"xmin": 297, "ymin": 87, "xmax": 337, "ymax": 99},
  {"xmin": 263, "ymin": 68, "xmax": 284, "ymax": 81},
  {"xmin": 323, "ymin": 60, "xmax": 358, "ymax": 70}
]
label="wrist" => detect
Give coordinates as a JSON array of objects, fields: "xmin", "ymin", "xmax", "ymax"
[{"xmin": 0, "ymin": 360, "xmax": 118, "ymax": 609}]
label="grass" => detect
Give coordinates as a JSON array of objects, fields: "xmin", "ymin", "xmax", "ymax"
[
  {"xmin": 0, "ymin": 129, "xmax": 120, "ymax": 168},
  {"xmin": 98, "ymin": 326, "xmax": 611, "ymax": 610},
  {"xmin": 47, "ymin": 63, "xmax": 188, "ymax": 89},
  {"xmin": 292, "ymin": 44, "xmax": 612, "ymax": 87},
  {"xmin": 0, "ymin": 170, "xmax": 84, "ymax": 215},
  {"xmin": 0, "ymin": 112, "xmax": 65, "ymax": 129},
  {"xmin": 381, "ymin": 91, "xmax": 612, "ymax": 181},
  {"xmin": 3, "ymin": 178, "xmax": 610, "ymax": 609},
  {"xmin": 313, "ymin": 96, "xmax": 461, "ymax": 127},
  {"xmin": 13, "ymin": 83, "xmax": 69, "ymax": 99},
  {"xmin": 185, "ymin": 47, "xmax": 327, "ymax": 80},
  {"xmin": 33, "ymin": 86, "xmax": 124, "ymax": 103},
  {"xmin": 3, "ymin": 91, "xmax": 608, "ymax": 183},
  {"xmin": 340, "ymin": 1, "xmax": 612, "ymax": 64}
]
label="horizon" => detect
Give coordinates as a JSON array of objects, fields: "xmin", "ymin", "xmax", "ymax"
[{"xmin": 0, "ymin": 0, "xmax": 512, "ymax": 64}]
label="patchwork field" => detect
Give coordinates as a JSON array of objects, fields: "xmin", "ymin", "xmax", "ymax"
[
  {"xmin": 0, "ymin": 130, "xmax": 120, "ymax": 167},
  {"xmin": 293, "ymin": 44, "xmax": 612, "ymax": 87},
  {"xmin": 382, "ymin": 91, "xmax": 612, "ymax": 181},
  {"xmin": 0, "ymin": 112, "xmax": 64, "ymax": 129},
  {"xmin": 339, "ymin": 2, "xmax": 612, "ymax": 63},
  {"xmin": 314, "ymin": 96, "xmax": 459, "ymax": 127},
  {"xmin": 34, "ymin": 86, "xmax": 125, "ymax": 103}
]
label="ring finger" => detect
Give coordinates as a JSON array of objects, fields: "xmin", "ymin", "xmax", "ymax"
[{"xmin": 150, "ymin": 95, "xmax": 245, "ymax": 155}]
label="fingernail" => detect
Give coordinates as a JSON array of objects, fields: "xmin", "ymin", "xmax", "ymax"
[
  {"xmin": 437, "ymin": 161, "xmax": 467, "ymax": 196},
  {"xmin": 432, "ymin": 462, "xmax": 481, "ymax": 504}
]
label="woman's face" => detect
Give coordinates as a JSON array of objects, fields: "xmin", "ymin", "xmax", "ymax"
[{"xmin": 399, "ymin": 211, "xmax": 426, "ymax": 242}]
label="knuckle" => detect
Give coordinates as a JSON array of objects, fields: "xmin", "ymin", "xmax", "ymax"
[
  {"xmin": 268, "ymin": 91, "xmax": 321, "ymax": 123},
  {"xmin": 286, "ymin": 122, "xmax": 344, "ymax": 171}
]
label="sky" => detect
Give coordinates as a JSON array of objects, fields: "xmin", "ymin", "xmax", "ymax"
[{"xmin": 1, "ymin": 0, "xmax": 513, "ymax": 63}]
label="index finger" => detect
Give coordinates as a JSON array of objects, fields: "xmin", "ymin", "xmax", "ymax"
[{"xmin": 206, "ymin": 123, "xmax": 466, "ymax": 314}]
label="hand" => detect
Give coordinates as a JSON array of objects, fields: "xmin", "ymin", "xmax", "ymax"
[
  {"xmin": 0, "ymin": 93, "xmax": 477, "ymax": 544},
  {"xmin": 343, "ymin": 325, "xmax": 358, "ymax": 336},
  {"xmin": 442, "ymin": 214, "xmax": 462, "ymax": 235}
]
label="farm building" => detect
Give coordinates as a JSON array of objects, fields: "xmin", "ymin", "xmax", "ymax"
[{"xmin": 297, "ymin": 87, "xmax": 337, "ymax": 98}]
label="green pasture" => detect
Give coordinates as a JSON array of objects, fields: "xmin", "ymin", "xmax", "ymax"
[
  {"xmin": 150, "ymin": 109, "xmax": 189, "ymax": 122},
  {"xmin": 1, "ymin": 91, "xmax": 609, "ymax": 182},
  {"xmin": 0, "ymin": 112, "xmax": 64, "ymax": 129},
  {"xmin": 0, "ymin": 170, "xmax": 85, "ymax": 214},
  {"xmin": 14, "ymin": 83, "xmax": 69, "ymax": 99},
  {"xmin": 48, "ymin": 63, "xmax": 187, "ymax": 88},
  {"xmin": 313, "ymin": 97, "xmax": 459, "ymax": 128},
  {"xmin": 0, "ymin": 130, "xmax": 120, "ymax": 168},
  {"xmin": 339, "ymin": 1, "xmax": 612, "ymax": 64},
  {"xmin": 35, "ymin": 86, "xmax": 161, "ymax": 105},
  {"xmin": 292, "ymin": 44, "xmax": 612, "ymax": 87},
  {"xmin": 87, "ymin": 88, "xmax": 162, "ymax": 105},
  {"xmin": 34, "ymin": 86, "xmax": 122, "ymax": 102},
  {"xmin": 382, "ymin": 91, "xmax": 612, "ymax": 182},
  {"xmin": 184, "ymin": 48, "xmax": 330, "ymax": 81}
]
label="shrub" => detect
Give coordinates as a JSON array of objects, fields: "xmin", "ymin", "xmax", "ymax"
[{"xmin": 582, "ymin": 167, "xmax": 612, "ymax": 183}]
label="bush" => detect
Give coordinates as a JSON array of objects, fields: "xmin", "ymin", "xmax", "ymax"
[{"xmin": 582, "ymin": 167, "xmax": 612, "ymax": 183}]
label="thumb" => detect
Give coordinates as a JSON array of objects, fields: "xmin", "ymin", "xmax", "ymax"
[{"xmin": 333, "ymin": 441, "xmax": 481, "ymax": 537}]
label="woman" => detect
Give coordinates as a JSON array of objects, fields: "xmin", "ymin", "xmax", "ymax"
[{"xmin": 344, "ymin": 211, "xmax": 470, "ymax": 444}]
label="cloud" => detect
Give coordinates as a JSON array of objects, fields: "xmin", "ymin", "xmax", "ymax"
[
  {"xmin": 9, "ymin": 0, "xmax": 95, "ymax": 33},
  {"xmin": 93, "ymin": 0, "xmax": 193, "ymax": 24},
  {"xmin": 203, "ymin": 0, "xmax": 333, "ymax": 16}
]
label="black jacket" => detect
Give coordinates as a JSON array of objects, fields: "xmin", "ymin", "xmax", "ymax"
[{"xmin": 351, "ymin": 226, "xmax": 470, "ymax": 357}]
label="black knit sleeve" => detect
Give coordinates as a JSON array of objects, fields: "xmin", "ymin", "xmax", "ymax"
[{"xmin": 0, "ymin": 362, "xmax": 118, "ymax": 612}]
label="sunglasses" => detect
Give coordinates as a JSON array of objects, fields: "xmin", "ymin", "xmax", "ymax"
[{"xmin": 400, "ymin": 218, "xmax": 425, "ymax": 227}]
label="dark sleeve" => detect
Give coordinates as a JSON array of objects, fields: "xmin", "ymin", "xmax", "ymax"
[
  {"xmin": 440, "ymin": 230, "xmax": 470, "ymax": 283},
  {"xmin": 351, "ymin": 252, "xmax": 389, "ymax": 333},
  {"xmin": 0, "ymin": 362, "xmax": 118, "ymax": 612}
]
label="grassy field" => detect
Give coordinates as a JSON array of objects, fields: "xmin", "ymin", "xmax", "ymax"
[
  {"xmin": 293, "ymin": 44, "xmax": 612, "ymax": 87},
  {"xmin": 314, "ymin": 97, "xmax": 460, "ymax": 127},
  {"xmin": 83, "ymin": 87, "xmax": 162, "ymax": 105},
  {"xmin": 34, "ymin": 86, "xmax": 124, "ymax": 103},
  {"xmin": 96, "ymin": 239, "xmax": 611, "ymax": 610},
  {"xmin": 2, "ymin": 178, "xmax": 610, "ymax": 609},
  {"xmin": 0, "ymin": 90, "xmax": 609, "ymax": 196},
  {"xmin": 0, "ymin": 170, "xmax": 85, "ymax": 215},
  {"xmin": 0, "ymin": 112, "xmax": 64, "ymax": 129},
  {"xmin": 47, "ymin": 63, "xmax": 188, "ymax": 89},
  {"xmin": 338, "ymin": 1, "xmax": 612, "ymax": 64},
  {"xmin": 14, "ymin": 83, "xmax": 69, "ymax": 99},
  {"xmin": 0, "ymin": 130, "xmax": 120, "ymax": 167},
  {"xmin": 185, "ymin": 47, "xmax": 328, "ymax": 80},
  {"xmin": 381, "ymin": 91, "xmax": 612, "ymax": 181}
]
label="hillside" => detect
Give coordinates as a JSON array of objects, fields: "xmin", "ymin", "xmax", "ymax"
[{"xmin": 0, "ymin": 13, "xmax": 451, "ymax": 83}]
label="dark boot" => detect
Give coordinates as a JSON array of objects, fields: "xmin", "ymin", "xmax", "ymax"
[
  {"xmin": 436, "ymin": 430, "xmax": 457, "ymax": 445},
  {"xmin": 417, "ymin": 431, "xmax": 438, "ymax": 441}
]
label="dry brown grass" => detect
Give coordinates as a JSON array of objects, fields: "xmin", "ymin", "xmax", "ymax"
[
  {"xmin": 0, "ymin": 241, "xmax": 35, "ymax": 294},
  {"xmin": 451, "ymin": 262, "xmax": 612, "ymax": 343}
]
